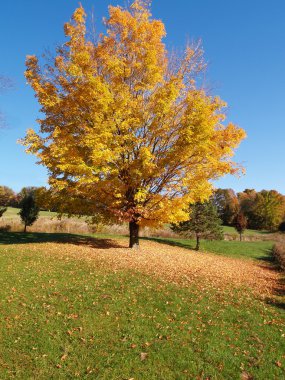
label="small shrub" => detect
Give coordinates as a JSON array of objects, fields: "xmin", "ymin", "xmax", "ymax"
[{"xmin": 272, "ymin": 242, "xmax": 285, "ymax": 270}]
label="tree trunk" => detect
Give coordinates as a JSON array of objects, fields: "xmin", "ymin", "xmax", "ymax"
[
  {"xmin": 24, "ymin": 223, "xmax": 27, "ymax": 233},
  {"xmin": 195, "ymin": 233, "xmax": 200, "ymax": 251},
  {"xmin": 129, "ymin": 221, "xmax": 139, "ymax": 249},
  {"xmin": 240, "ymin": 232, "xmax": 242, "ymax": 241}
]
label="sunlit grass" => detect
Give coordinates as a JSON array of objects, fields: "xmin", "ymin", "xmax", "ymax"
[
  {"xmin": 0, "ymin": 235, "xmax": 284, "ymax": 379},
  {"xmin": 3, "ymin": 207, "xmax": 56, "ymax": 219},
  {"xmin": 143, "ymin": 237, "xmax": 274, "ymax": 260}
]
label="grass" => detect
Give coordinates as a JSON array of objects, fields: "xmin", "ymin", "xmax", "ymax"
[
  {"xmin": 0, "ymin": 230, "xmax": 275, "ymax": 261},
  {"xmin": 0, "ymin": 232, "xmax": 126, "ymax": 246},
  {"xmin": 143, "ymin": 236, "xmax": 274, "ymax": 261},
  {"xmin": 222, "ymin": 225, "xmax": 270, "ymax": 236},
  {"xmin": 0, "ymin": 233, "xmax": 284, "ymax": 379},
  {"xmin": 3, "ymin": 207, "xmax": 56, "ymax": 219}
]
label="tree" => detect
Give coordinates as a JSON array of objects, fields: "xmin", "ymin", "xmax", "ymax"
[
  {"xmin": 234, "ymin": 212, "xmax": 247, "ymax": 241},
  {"xmin": 213, "ymin": 188, "xmax": 239, "ymax": 225},
  {"xmin": 0, "ymin": 186, "xmax": 16, "ymax": 206},
  {"xmin": 239, "ymin": 189, "xmax": 284, "ymax": 231},
  {"xmin": 19, "ymin": 194, "xmax": 39, "ymax": 232},
  {"xmin": 238, "ymin": 189, "xmax": 260, "ymax": 229},
  {"xmin": 171, "ymin": 201, "xmax": 223, "ymax": 251},
  {"xmin": 22, "ymin": 1, "xmax": 245, "ymax": 248},
  {"xmin": 253, "ymin": 190, "xmax": 285, "ymax": 231}
]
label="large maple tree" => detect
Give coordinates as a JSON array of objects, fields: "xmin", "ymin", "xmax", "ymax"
[{"xmin": 23, "ymin": 1, "xmax": 245, "ymax": 247}]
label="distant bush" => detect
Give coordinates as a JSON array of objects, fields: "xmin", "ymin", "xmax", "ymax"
[
  {"xmin": 273, "ymin": 242, "xmax": 285, "ymax": 270},
  {"xmin": 0, "ymin": 224, "xmax": 11, "ymax": 232},
  {"xmin": 279, "ymin": 221, "xmax": 285, "ymax": 233}
]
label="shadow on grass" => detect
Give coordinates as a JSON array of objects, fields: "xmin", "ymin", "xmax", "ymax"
[
  {"xmin": 141, "ymin": 237, "xmax": 197, "ymax": 251},
  {"xmin": 265, "ymin": 276, "xmax": 285, "ymax": 310},
  {"xmin": 0, "ymin": 232, "xmax": 124, "ymax": 249},
  {"xmin": 142, "ymin": 237, "xmax": 273, "ymax": 261}
]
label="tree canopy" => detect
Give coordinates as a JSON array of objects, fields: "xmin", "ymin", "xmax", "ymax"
[
  {"xmin": 22, "ymin": 1, "xmax": 245, "ymax": 247},
  {"xmin": 213, "ymin": 188, "xmax": 239, "ymax": 225},
  {"xmin": 239, "ymin": 189, "xmax": 285, "ymax": 231}
]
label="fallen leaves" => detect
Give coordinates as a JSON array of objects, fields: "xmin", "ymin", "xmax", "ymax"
[
  {"xmin": 140, "ymin": 352, "xmax": 148, "ymax": 361},
  {"xmin": 15, "ymin": 239, "xmax": 281, "ymax": 297}
]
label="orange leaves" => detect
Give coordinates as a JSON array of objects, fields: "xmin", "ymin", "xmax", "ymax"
[{"xmin": 72, "ymin": 6, "xmax": 86, "ymax": 24}]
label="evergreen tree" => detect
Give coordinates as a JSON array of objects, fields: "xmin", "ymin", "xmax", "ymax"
[
  {"xmin": 19, "ymin": 194, "xmax": 39, "ymax": 232},
  {"xmin": 172, "ymin": 201, "xmax": 223, "ymax": 251}
]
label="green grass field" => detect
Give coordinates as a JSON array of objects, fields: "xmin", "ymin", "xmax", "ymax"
[
  {"xmin": 3, "ymin": 207, "xmax": 56, "ymax": 219},
  {"xmin": 144, "ymin": 237, "xmax": 274, "ymax": 260},
  {"xmin": 222, "ymin": 225, "xmax": 270, "ymax": 236},
  {"xmin": 0, "ymin": 232, "xmax": 284, "ymax": 379}
]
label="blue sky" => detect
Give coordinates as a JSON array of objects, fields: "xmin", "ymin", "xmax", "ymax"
[{"xmin": 0, "ymin": 0, "xmax": 284, "ymax": 193}]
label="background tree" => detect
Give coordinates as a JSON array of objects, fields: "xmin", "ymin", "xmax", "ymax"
[
  {"xmin": 253, "ymin": 190, "xmax": 285, "ymax": 231},
  {"xmin": 213, "ymin": 188, "xmax": 239, "ymax": 225},
  {"xmin": 19, "ymin": 194, "xmax": 39, "ymax": 232},
  {"xmin": 234, "ymin": 212, "xmax": 247, "ymax": 241},
  {"xmin": 238, "ymin": 189, "xmax": 258, "ymax": 228},
  {"xmin": 0, "ymin": 185, "xmax": 16, "ymax": 207},
  {"xmin": 239, "ymin": 189, "xmax": 284, "ymax": 231},
  {"xmin": 171, "ymin": 201, "xmax": 223, "ymax": 251},
  {"xmin": 22, "ymin": 1, "xmax": 245, "ymax": 248}
]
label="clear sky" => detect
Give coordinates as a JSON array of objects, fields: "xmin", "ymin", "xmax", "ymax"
[{"xmin": 0, "ymin": 0, "xmax": 284, "ymax": 193}]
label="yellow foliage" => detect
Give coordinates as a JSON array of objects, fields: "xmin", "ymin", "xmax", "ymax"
[{"xmin": 22, "ymin": 1, "xmax": 246, "ymax": 228}]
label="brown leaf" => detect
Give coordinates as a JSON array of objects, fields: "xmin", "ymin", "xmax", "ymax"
[
  {"xmin": 240, "ymin": 371, "xmax": 253, "ymax": 380},
  {"xmin": 140, "ymin": 352, "xmax": 148, "ymax": 361}
]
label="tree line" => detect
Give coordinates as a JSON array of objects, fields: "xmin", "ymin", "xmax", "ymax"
[
  {"xmin": 213, "ymin": 188, "xmax": 285, "ymax": 232},
  {"xmin": 1, "ymin": 185, "xmax": 285, "ymax": 239}
]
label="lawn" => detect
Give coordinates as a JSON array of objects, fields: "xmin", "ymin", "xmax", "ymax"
[
  {"xmin": 144, "ymin": 237, "xmax": 274, "ymax": 260},
  {"xmin": 0, "ymin": 232, "xmax": 284, "ymax": 379},
  {"xmin": 3, "ymin": 207, "xmax": 56, "ymax": 219},
  {"xmin": 222, "ymin": 225, "xmax": 270, "ymax": 236}
]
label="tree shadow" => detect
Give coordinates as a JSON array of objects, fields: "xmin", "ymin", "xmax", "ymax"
[
  {"xmin": 141, "ymin": 237, "xmax": 197, "ymax": 251},
  {"xmin": 143, "ymin": 237, "xmax": 275, "ymax": 262},
  {"xmin": 0, "ymin": 232, "xmax": 124, "ymax": 249},
  {"xmin": 265, "ymin": 278, "xmax": 285, "ymax": 311}
]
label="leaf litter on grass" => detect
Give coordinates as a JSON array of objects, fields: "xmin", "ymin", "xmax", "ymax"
[{"xmin": 14, "ymin": 239, "xmax": 282, "ymax": 297}]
